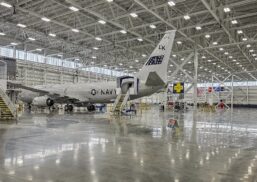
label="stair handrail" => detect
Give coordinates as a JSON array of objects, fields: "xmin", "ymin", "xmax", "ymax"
[
  {"xmin": 0, "ymin": 87, "xmax": 16, "ymax": 117},
  {"xmin": 112, "ymin": 93, "xmax": 122, "ymax": 112},
  {"xmin": 120, "ymin": 90, "xmax": 130, "ymax": 111}
]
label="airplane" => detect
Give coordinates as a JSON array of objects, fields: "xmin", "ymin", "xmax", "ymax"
[{"xmin": 9, "ymin": 30, "xmax": 176, "ymax": 112}]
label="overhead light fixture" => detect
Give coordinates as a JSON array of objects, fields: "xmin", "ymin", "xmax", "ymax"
[
  {"xmin": 237, "ymin": 30, "xmax": 243, "ymax": 34},
  {"xmin": 207, "ymin": 59, "xmax": 212, "ymax": 62},
  {"xmin": 149, "ymin": 24, "xmax": 156, "ymax": 29},
  {"xmin": 219, "ymin": 47, "xmax": 224, "ymax": 51},
  {"xmin": 236, "ymin": 62, "xmax": 239, "ymax": 65},
  {"xmin": 104, "ymin": 65, "xmax": 107, "ymax": 67},
  {"xmin": 184, "ymin": 15, "xmax": 190, "ymax": 20},
  {"xmin": 0, "ymin": 2, "xmax": 12, "ymax": 8},
  {"xmin": 249, "ymin": 49, "xmax": 254, "ymax": 52},
  {"xmin": 95, "ymin": 37, "xmax": 102, "ymax": 41},
  {"xmin": 106, "ymin": 0, "xmax": 113, "ymax": 2},
  {"xmin": 69, "ymin": 6, "xmax": 79, "ymax": 12},
  {"xmin": 17, "ymin": 23, "xmax": 26, "ymax": 28},
  {"xmin": 169, "ymin": 64, "xmax": 173, "ymax": 67},
  {"xmin": 98, "ymin": 20, "xmax": 106, "ymax": 24},
  {"xmin": 0, "ymin": 32, "xmax": 5, "ymax": 36},
  {"xmin": 49, "ymin": 33, "xmax": 56, "ymax": 37},
  {"xmin": 91, "ymin": 61, "xmax": 95, "ymax": 64},
  {"xmin": 242, "ymin": 37, "xmax": 247, "ymax": 41},
  {"xmin": 119, "ymin": 63, "xmax": 123, "ymax": 66},
  {"xmin": 172, "ymin": 54, "xmax": 176, "ymax": 57},
  {"xmin": 224, "ymin": 7, "xmax": 231, "ymax": 13},
  {"xmin": 135, "ymin": 59, "xmax": 139, "ymax": 62},
  {"xmin": 212, "ymin": 42, "xmax": 218, "ymax": 45},
  {"xmin": 120, "ymin": 30, "xmax": 127, "ymax": 34},
  {"xmin": 130, "ymin": 13, "xmax": 138, "ymax": 18},
  {"xmin": 224, "ymin": 52, "xmax": 229, "ymax": 55},
  {"xmin": 92, "ymin": 56, "xmax": 97, "ymax": 59},
  {"xmin": 229, "ymin": 56, "xmax": 233, "ymax": 59},
  {"xmin": 181, "ymin": 58, "xmax": 184, "ymax": 61},
  {"xmin": 137, "ymin": 38, "xmax": 143, "ymax": 42},
  {"xmin": 41, "ymin": 17, "xmax": 51, "ymax": 22},
  {"xmin": 93, "ymin": 47, "xmax": 99, "ymax": 50},
  {"xmin": 252, "ymin": 54, "xmax": 256, "ymax": 57},
  {"xmin": 202, "ymin": 56, "xmax": 206, "ymax": 59},
  {"xmin": 142, "ymin": 54, "xmax": 147, "ymax": 57},
  {"xmin": 232, "ymin": 59, "xmax": 236, "ymax": 62},
  {"xmin": 72, "ymin": 28, "xmax": 79, "ymax": 33},
  {"xmin": 177, "ymin": 41, "xmax": 182, "ymax": 44},
  {"xmin": 246, "ymin": 44, "xmax": 251, "ymax": 48},
  {"xmin": 36, "ymin": 48, "xmax": 42, "ymax": 51},
  {"xmin": 11, "ymin": 42, "xmax": 18, "ymax": 46},
  {"xmin": 168, "ymin": 1, "xmax": 176, "ymax": 7},
  {"xmin": 129, "ymin": 66, "xmax": 133, "ymax": 68},
  {"xmin": 28, "ymin": 37, "xmax": 35, "ymax": 41},
  {"xmin": 205, "ymin": 34, "xmax": 210, "ymax": 38},
  {"xmin": 231, "ymin": 20, "xmax": 238, "ymax": 24},
  {"xmin": 196, "ymin": 26, "xmax": 202, "ymax": 30},
  {"xmin": 57, "ymin": 54, "xmax": 62, "ymax": 57}
]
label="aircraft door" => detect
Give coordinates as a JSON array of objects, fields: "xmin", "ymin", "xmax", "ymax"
[
  {"xmin": 116, "ymin": 76, "xmax": 139, "ymax": 95},
  {"xmin": 121, "ymin": 83, "xmax": 133, "ymax": 94}
]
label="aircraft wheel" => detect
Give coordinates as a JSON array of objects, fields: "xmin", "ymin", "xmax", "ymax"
[
  {"xmin": 64, "ymin": 105, "xmax": 69, "ymax": 111},
  {"xmin": 68, "ymin": 105, "xmax": 73, "ymax": 112},
  {"xmin": 87, "ymin": 105, "xmax": 95, "ymax": 112},
  {"xmin": 64, "ymin": 104, "xmax": 73, "ymax": 112}
]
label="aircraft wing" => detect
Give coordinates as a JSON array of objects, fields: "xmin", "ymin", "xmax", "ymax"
[
  {"xmin": 7, "ymin": 81, "xmax": 51, "ymax": 95},
  {"xmin": 7, "ymin": 81, "xmax": 84, "ymax": 104}
]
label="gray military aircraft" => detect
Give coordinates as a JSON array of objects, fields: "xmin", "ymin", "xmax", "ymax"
[{"xmin": 9, "ymin": 30, "xmax": 176, "ymax": 111}]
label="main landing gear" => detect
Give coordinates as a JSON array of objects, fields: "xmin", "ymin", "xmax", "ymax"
[
  {"xmin": 64, "ymin": 104, "xmax": 73, "ymax": 112},
  {"xmin": 87, "ymin": 104, "xmax": 95, "ymax": 112}
]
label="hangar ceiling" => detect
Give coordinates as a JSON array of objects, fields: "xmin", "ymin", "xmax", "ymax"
[{"xmin": 0, "ymin": 0, "xmax": 257, "ymax": 82}]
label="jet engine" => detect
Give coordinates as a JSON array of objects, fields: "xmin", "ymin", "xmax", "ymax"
[{"xmin": 32, "ymin": 96, "xmax": 54, "ymax": 107}]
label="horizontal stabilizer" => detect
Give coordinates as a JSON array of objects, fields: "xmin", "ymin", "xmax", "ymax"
[{"xmin": 145, "ymin": 72, "xmax": 165, "ymax": 86}]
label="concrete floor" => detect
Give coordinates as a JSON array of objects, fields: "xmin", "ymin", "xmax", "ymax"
[{"xmin": 0, "ymin": 107, "xmax": 257, "ymax": 182}]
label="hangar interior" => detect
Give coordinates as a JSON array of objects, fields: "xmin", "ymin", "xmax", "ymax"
[{"xmin": 0, "ymin": 0, "xmax": 257, "ymax": 181}]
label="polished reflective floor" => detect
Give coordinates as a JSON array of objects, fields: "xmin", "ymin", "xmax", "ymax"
[{"xmin": 0, "ymin": 107, "xmax": 257, "ymax": 182}]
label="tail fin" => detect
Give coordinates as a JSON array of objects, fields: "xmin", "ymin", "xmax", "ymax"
[{"xmin": 137, "ymin": 30, "xmax": 176, "ymax": 85}]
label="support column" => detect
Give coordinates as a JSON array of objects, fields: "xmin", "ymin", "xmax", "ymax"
[
  {"xmin": 23, "ymin": 45, "xmax": 28, "ymax": 85},
  {"xmin": 13, "ymin": 46, "xmax": 16, "ymax": 58},
  {"xmin": 247, "ymin": 80, "xmax": 249, "ymax": 105},
  {"xmin": 43, "ymin": 50, "xmax": 47, "ymax": 85},
  {"xmin": 231, "ymin": 75, "xmax": 234, "ymax": 112},
  {"xmin": 193, "ymin": 50, "xmax": 198, "ymax": 110}
]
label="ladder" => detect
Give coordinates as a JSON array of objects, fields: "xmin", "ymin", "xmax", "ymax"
[
  {"xmin": 112, "ymin": 91, "xmax": 130, "ymax": 113},
  {"xmin": 0, "ymin": 87, "xmax": 17, "ymax": 120}
]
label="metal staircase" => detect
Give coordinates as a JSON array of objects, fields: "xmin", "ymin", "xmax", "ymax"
[
  {"xmin": 0, "ymin": 87, "xmax": 17, "ymax": 120},
  {"xmin": 112, "ymin": 91, "xmax": 130, "ymax": 113}
]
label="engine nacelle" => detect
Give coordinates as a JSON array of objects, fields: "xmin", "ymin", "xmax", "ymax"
[{"xmin": 32, "ymin": 96, "xmax": 54, "ymax": 107}]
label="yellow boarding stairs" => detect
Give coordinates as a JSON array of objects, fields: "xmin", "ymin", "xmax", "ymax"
[
  {"xmin": 0, "ymin": 87, "xmax": 17, "ymax": 120},
  {"xmin": 112, "ymin": 90, "xmax": 130, "ymax": 114}
]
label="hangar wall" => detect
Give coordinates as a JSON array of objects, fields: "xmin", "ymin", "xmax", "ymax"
[
  {"xmin": 142, "ymin": 85, "xmax": 257, "ymax": 106},
  {"xmin": 15, "ymin": 60, "xmax": 116, "ymax": 86}
]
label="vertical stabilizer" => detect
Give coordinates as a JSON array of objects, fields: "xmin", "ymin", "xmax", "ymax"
[{"xmin": 137, "ymin": 30, "xmax": 176, "ymax": 84}]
